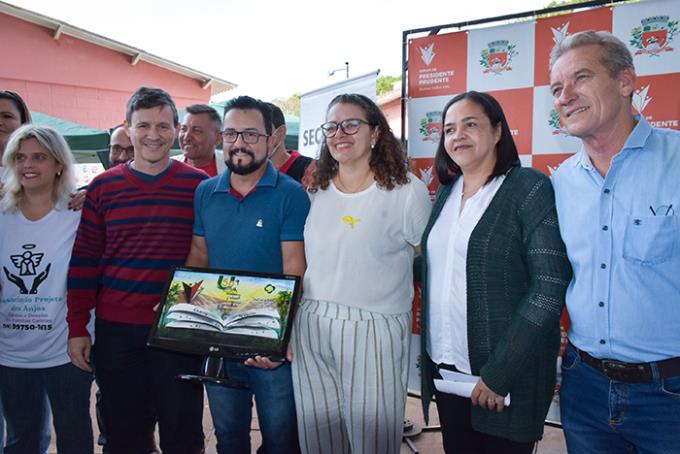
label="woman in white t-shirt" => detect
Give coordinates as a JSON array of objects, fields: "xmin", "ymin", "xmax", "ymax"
[
  {"xmin": 290, "ymin": 93, "xmax": 431, "ymax": 454},
  {"xmin": 0, "ymin": 91, "xmax": 53, "ymax": 454},
  {"xmin": 0, "ymin": 125, "xmax": 93, "ymax": 454}
]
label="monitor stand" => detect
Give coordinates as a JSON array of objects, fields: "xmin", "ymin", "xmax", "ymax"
[{"xmin": 178, "ymin": 356, "xmax": 250, "ymax": 389}]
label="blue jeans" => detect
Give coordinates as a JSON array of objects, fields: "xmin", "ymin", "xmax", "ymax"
[
  {"xmin": 206, "ymin": 360, "xmax": 299, "ymax": 454},
  {"xmin": 0, "ymin": 362, "xmax": 93, "ymax": 454},
  {"xmin": 560, "ymin": 344, "xmax": 680, "ymax": 454}
]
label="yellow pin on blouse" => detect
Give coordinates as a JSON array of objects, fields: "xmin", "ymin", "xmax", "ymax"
[{"xmin": 342, "ymin": 215, "xmax": 360, "ymax": 230}]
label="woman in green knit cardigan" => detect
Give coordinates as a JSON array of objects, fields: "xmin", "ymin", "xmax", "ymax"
[{"xmin": 420, "ymin": 91, "xmax": 572, "ymax": 453}]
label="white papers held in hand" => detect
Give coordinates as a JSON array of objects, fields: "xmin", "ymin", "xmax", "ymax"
[{"xmin": 434, "ymin": 369, "xmax": 511, "ymax": 406}]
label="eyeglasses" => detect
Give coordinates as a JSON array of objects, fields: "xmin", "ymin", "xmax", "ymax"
[
  {"xmin": 320, "ymin": 118, "xmax": 370, "ymax": 138},
  {"xmin": 222, "ymin": 130, "xmax": 269, "ymax": 144},
  {"xmin": 110, "ymin": 145, "xmax": 134, "ymax": 156}
]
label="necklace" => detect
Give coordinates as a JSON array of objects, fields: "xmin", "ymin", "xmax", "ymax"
[
  {"xmin": 335, "ymin": 171, "xmax": 374, "ymax": 194},
  {"xmin": 461, "ymin": 181, "xmax": 486, "ymax": 197}
]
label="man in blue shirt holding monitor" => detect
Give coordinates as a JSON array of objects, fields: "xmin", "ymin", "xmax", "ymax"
[{"xmin": 186, "ymin": 95, "xmax": 309, "ymax": 454}]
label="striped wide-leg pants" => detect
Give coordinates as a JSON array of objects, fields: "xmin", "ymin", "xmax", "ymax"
[{"xmin": 291, "ymin": 299, "xmax": 412, "ymax": 454}]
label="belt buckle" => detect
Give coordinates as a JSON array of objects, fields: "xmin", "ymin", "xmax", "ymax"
[
  {"xmin": 601, "ymin": 360, "xmax": 649, "ymax": 383},
  {"xmin": 601, "ymin": 360, "xmax": 628, "ymax": 381}
]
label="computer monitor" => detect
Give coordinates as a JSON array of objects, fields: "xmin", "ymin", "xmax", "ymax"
[{"xmin": 148, "ymin": 266, "xmax": 301, "ymax": 363}]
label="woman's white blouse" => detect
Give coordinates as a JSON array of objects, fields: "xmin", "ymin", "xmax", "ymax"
[
  {"xmin": 426, "ymin": 175, "xmax": 505, "ymax": 373},
  {"xmin": 303, "ymin": 175, "xmax": 432, "ymax": 314}
]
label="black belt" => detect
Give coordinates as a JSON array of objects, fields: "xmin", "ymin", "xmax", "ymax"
[{"xmin": 573, "ymin": 344, "xmax": 680, "ymax": 383}]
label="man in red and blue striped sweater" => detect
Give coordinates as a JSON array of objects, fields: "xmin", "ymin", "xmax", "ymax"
[{"xmin": 67, "ymin": 87, "xmax": 208, "ymax": 454}]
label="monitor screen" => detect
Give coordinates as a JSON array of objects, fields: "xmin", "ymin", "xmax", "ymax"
[{"xmin": 147, "ymin": 266, "xmax": 301, "ymax": 361}]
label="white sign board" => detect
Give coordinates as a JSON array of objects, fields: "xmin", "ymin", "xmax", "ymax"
[{"xmin": 298, "ymin": 71, "xmax": 379, "ymax": 158}]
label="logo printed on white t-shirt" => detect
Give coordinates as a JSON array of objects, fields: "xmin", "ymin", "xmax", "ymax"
[
  {"xmin": 6, "ymin": 243, "xmax": 51, "ymax": 294},
  {"xmin": 342, "ymin": 215, "xmax": 361, "ymax": 230}
]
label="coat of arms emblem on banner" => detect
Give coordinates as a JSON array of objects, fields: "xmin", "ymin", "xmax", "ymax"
[
  {"xmin": 419, "ymin": 111, "xmax": 442, "ymax": 143},
  {"xmin": 480, "ymin": 40, "xmax": 517, "ymax": 74},
  {"xmin": 630, "ymin": 16, "xmax": 678, "ymax": 56},
  {"xmin": 549, "ymin": 109, "xmax": 570, "ymax": 136}
]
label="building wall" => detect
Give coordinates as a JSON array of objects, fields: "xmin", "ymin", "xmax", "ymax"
[
  {"xmin": 0, "ymin": 12, "xmax": 211, "ymax": 129},
  {"xmin": 380, "ymin": 95, "xmax": 403, "ymax": 141}
]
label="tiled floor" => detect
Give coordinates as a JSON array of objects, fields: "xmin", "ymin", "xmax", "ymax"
[{"xmin": 49, "ymin": 385, "xmax": 567, "ymax": 453}]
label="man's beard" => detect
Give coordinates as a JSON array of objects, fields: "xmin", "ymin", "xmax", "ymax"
[{"xmin": 226, "ymin": 148, "xmax": 267, "ymax": 175}]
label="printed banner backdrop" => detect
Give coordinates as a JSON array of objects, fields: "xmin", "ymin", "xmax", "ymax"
[
  {"xmin": 408, "ymin": 32, "xmax": 468, "ymax": 98},
  {"xmin": 407, "ymin": 94, "xmax": 451, "ymax": 159},
  {"xmin": 466, "ymin": 21, "xmax": 536, "ymax": 92},
  {"xmin": 298, "ymin": 71, "xmax": 378, "ymax": 158},
  {"xmin": 405, "ymin": 0, "xmax": 680, "ymax": 420}
]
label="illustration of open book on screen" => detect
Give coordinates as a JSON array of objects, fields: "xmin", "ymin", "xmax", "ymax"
[
  {"xmin": 165, "ymin": 303, "xmax": 281, "ymax": 338},
  {"xmin": 148, "ymin": 267, "xmax": 301, "ymax": 360}
]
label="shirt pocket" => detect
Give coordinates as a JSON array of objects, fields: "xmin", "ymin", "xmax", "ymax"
[{"xmin": 622, "ymin": 214, "xmax": 677, "ymax": 266}]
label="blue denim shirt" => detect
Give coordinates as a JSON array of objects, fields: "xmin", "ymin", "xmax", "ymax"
[{"xmin": 552, "ymin": 116, "xmax": 680, "ymax": 363}]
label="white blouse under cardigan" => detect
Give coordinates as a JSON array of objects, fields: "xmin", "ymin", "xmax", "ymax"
[{"xmin": 426, "ymin": 175, "xmax": 505, "ymax": 374}]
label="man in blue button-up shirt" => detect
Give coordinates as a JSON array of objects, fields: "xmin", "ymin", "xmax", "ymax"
[{"xmin": 550, "ymin": 31, "xmax": 680, "ymax": 454}]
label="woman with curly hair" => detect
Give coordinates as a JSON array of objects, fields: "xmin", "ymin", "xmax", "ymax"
[{"xmin": 291, "ymin": 93, "xmax": 431, "ymax": 454}]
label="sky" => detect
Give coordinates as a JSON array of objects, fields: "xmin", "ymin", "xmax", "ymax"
[{"xmin": 9, "ymin": 0, "xmax": 548, "ymax": 101}]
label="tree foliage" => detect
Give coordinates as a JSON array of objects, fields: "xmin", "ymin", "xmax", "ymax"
[
  {"xmin": 272, "ymin": 75, "xmax": 402, "ymax": 116},
  {"xmin": 538, "ymin": 0, "xmax": 594, "ymax": 18},
  {"xmin": 271, "ymin": 94, "xmax": 301, "ymax": 117},
  {"xmin": 546, "ymin": 0, "xmax": 592, "ymax": 7},
  {"xmin": 377, "ymin": 75, "xmax": 402, "ymax": 96},
  {"xmin": 167, "ymin": 281, "xmax": 181, "ymax": 305},
  {"xmin": 275, "ymin": 290, "xmax": 292, "ymax": 320}
]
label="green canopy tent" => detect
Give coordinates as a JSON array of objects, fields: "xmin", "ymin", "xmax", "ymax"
[
  {"xmin": 28, "ymin": 105, "xmax": 300, "ymax": 166},
  {"xmin": 31, "ymin": 112, "xmax": 109, "ymax": 164},
  {"xmin": 283, "ymin": 113, "xmax": 299, "ymax": 150}
]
